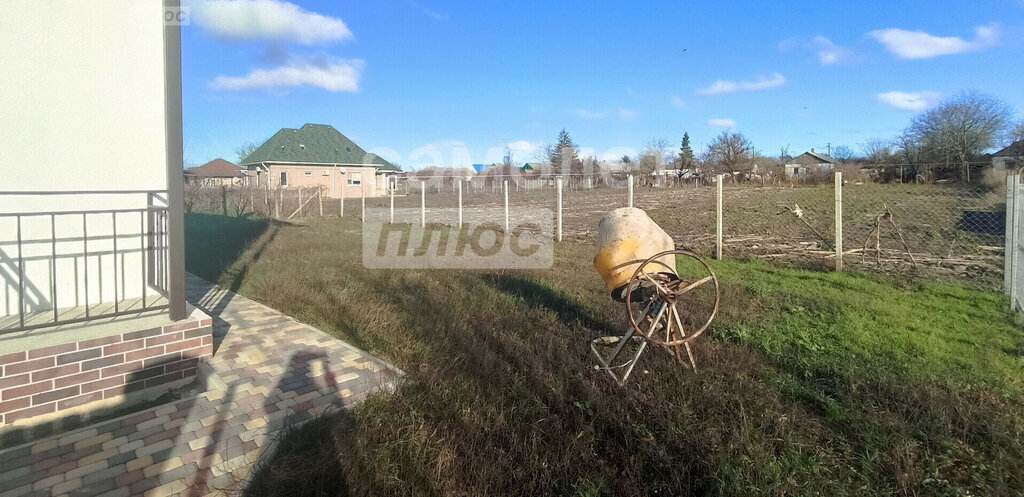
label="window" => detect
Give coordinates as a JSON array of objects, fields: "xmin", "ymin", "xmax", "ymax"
[
  {"xmin": 322, "ymin": 169, "xmax": 330, "ymax": 176},
  {"xmin": 304, "ymin": 171, "xmax": 313, "ymax": 177},
  {"xmin": 280, "ymin": 171, "xmax": 288, "ymax": 186},
  {"xmin": 348, "ymin": 172, "xmax": 362, "ymax": 186}
]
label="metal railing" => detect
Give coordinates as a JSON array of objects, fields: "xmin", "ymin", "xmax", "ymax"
[{"xmin": 0, "ymin": 191, "xmax": 170, "ymax": 333}]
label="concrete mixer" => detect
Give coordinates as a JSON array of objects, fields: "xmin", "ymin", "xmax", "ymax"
[{"xmin": 591, "ymin": 207, "xmax": 720, "ymax": 385}]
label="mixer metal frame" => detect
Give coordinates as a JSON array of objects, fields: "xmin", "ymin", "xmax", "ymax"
[{"xmin": 591, "ymin": 249, "xmax": 720, "ymax": 385}]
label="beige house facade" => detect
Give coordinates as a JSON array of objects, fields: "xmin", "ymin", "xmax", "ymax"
[{"xmin": 241, "ymin": 124, "xmax": 400, "ymax": 198}]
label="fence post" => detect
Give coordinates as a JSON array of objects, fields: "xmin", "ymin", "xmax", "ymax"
[
  {"xmin": 420, "ymin": 181, "xmax": 426, "ymax": 228},
  {"xmin": 297, "ymin": 189, "xmax": 304, "ymax": 218},
  {"xmin": 627, "ymin": 174, "xmax": 634, "ymax": 208},
  {"xmin": 834, "ymin": 172, "xmax": 843, "ymax": 271},
  {"xmin": 716, "ymin": 174, "xmax": 723, "ymax": 260},
  {"xmin": 504, "ymin": 180, "xmax": 510, "ymax": 232},
  {"xmin": 390, "ymin": 184, "xmax": 395, "ymax": 224},
  {"xmin": 276, "ymin": 188, "xmax": 282, "ymax": 219},
  {"xmin": 457, "ymin": 179, "xmax": 463, "ymax": 229},
  {"xmin": 221, "ymin": 186, "xmax": 227, "ymax": 216},
  {"xmin": 556, "ymin": 177, "xmax": 563, "ymax": 242},
  {"xmin": 318, "ymin": 186, "xmax": 324, "ymax": 216},
  {"xmin": 1006, "ymin": 174, "xmax": 1019, "ymax": 299},
  {"xmin": 339, "ymin": 184, "xmax": 345, "ymax": 217},
  {"xmin": 1011, "ymin": 177, "xmax": 1022, "ymax": 309},
  {"xmin": 361, "ymin": 185, "xmax": 366, "ymax": 222}
]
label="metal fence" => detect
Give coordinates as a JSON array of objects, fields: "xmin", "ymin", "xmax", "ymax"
[
  {"xmin": 185, "ymin": 167, "xmax": 1014, "ymax": 294},
  {"xmin": 0, "ymin": 191, "xmax": 170, "ymax": 333}
]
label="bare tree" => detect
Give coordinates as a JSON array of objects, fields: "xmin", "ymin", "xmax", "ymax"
[
  {"xmin": 831, "ymin": 145, "xmax": 855, "ymax": 163},
  {"xmin": 1010, "ymin": 121, "xmax": 1024, "ymax": 144},
  {"xmin": 235, "ymin": 142, "xmax": 260, "ymax": 163},
  {"xmin": 638, "ymin": 138, "xmax": 670, "ymax": 186},
  {"xmin": 705, "ymin": 130, "xmax": 753, "ymax": 181},
  {"xmin": 907, "ymin": 91, "xmax": 1013, "ymax": 181},
  {"xmin": 778, "ymin": 145, "xmax": 792, "ymax": 163},
  {"xmin": 860, "ymin": 138, "xmax": 894, "ymax": 164}
]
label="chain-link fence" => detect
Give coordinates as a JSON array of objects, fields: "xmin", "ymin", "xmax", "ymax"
[{"xmin": 184, "ymin": 166, "xmax": 1015, "ymax": 293}]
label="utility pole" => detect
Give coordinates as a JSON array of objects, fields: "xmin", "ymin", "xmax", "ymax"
[{"xmin": 826, "ymin": 142, "xmax": 831, "ymax": 156}]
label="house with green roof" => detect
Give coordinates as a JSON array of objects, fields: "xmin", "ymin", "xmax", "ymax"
[{"xmin": 240, "ymin": 123, "xmax": 400, "ymax": 198}]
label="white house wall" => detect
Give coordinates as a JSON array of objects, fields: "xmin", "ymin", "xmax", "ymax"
[{"xmin": 0, "ymin": 1, "xmax": 172, "ymax": 317}]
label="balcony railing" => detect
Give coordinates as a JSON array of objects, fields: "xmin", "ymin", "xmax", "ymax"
[{"xmin": 0, "ymin": 191, "xmax": 171, "ymax": 333}]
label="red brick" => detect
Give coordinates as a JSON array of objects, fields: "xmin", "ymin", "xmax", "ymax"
[
  {"xmin": 145, "ymin": 332, "xmax": 182, "ymax": 347},
  {"xmin": 5, "ymin": 402, "xmax": 55, "ymax": 423},
  {"xmin": 0, "ymin": 373, "xmax": 30, "ymax": 390},
  {"xmin": 144, "ymin": 353, "xmax": 180, "ymax": 369},
  {"xmin": 185, "ymin": 340, "xmax": 212, "ymax": 356},
  {"xmin": 103, "ymin": 338, "xmax": 145, "ymax": 355},
  {"xmin": 184, "ymin": 327, "xmax": 210, "ymax": 340},
  {"xmin": 101, "ymin": 360, "xmax": 143, "ymax": 378},
  {"xmin": 82, "ymin": 354, "xmax": 124, "ymax": 372},
  {"xmin": 0, "ymin": 396, "xmax": 30, "ymax": 414},
  {"xmin": 82, "ymin": 375, "xmax": 125, "ymax": 394},
  {"xmin": 5, "ymin": 356, "xmax": 55, "ymax": 375},
  {"xmin": 55, "ymin": 348, "xmax": 101, "ymax": 365},
  {"xmin": 57, "ymin": 391, "xmax": 104, "ymax": 411},
  {"xmin": 54, "ymin": 370, "xmax": 100, "ymax": 388},
  {"xmin": 27, "ymin": 343, "xmax": 76, "ymax": 360},
  {"xmin": 30, "ymin": 364, "xmax": 80, "ymax": 382},
  {"xmin": 32, "ymin": 385, "xmax": 79, "ymax": 405},
  {"xmin": 102, "ymin": 386, "xmax": 125, "ymax": 399},
  {"xmin": 123, "ymin": 327, "xmax": 162, "ymax": 341},
  {"xmin": 125, "ymin": 346, "xmax": 164, "ymax": 362},
  {"xmin": 200, "ymin": 319, "xmax": 213, "ymax": 327},
  {"xmin": 180, "ymin": 367, "xmax": 197, "ymax": 379},
  {"xmin": 201, "ymin": 335, "xmax": 213, "ymax": 346},
  {"xmin": 145, "ymin": 371, "xmax": 184, "ymax": 388},
  {"xmin": 78, "ymin": 335, "xmax": 120, "ymax": 350},
  {"xmin": 0, "ymin": 351, "xmax": 26, "ymax": 365},
  {"xmin": 163, "ymin": 320, "xmax": 200, "ymax": 333},
  {"xmin": 127, "ymin": 365, "xmax": 164, "ymax": 382},
  {"xmin": 165, "ymin": 337, "xmax": 203, "ymax": 354},
  {"xmin": 123, "ymin": 380, "xmax": 146, "ymax": 394},
  {"xmin": 2, "ymin": 380, "xmax": 52, "ymax": 400},
  {"xmin": 165, "ymin": 357, "xmax": 199, "ymax": 374}
]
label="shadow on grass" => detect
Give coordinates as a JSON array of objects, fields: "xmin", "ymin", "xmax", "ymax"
[
  {"xmin": 480, "ymin": 273, "xmax": 618, "ymax": 336},
  {"xmin": 185, "ymin": 213, "xmax": 276, "ymax": 284}
]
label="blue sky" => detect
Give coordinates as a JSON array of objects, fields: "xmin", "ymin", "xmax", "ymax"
[{"xmin": 181, "ymin": 0, "xmax": 1024, "ymax": 169}]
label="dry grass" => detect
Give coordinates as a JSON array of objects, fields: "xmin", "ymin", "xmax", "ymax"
[{"xmin": 187, "ymin": 214, "xmax": 1024, "ymax": 497}]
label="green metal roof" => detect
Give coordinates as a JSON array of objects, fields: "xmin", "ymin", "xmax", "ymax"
[{"xmin": 240, "ymin": 124, "xmax": 399, "ymax": 172}]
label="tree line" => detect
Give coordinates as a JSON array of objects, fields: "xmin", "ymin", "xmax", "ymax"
[{"xmin": 533, "ymin": 91, "xmax": 1023, "ymax": 184}]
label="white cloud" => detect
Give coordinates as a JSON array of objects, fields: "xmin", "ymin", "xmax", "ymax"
[
  {"xmin": 210, "ymin": 57, "xmax": 363, "ymax": 92},
  {"xmin": 813, "ymin": 36, "xmax": 851, "ymax": 65},
  {"xmin": 868, "ymin": 23, "xmax": 999, "ymax": 59},
  {"xmin": 707, "ymin": 118, "xmax": 736, "ymax": 128},
  {"xmin": 577, "ymin": 109, "xmax": 605, "ymax": 119},
  {"xmin": 670, "ymin": 96, "xmax": 687, "ymax": 108},
  {"xmin": 617, "ymin": 108, "xmax": 637, "ymax": 120},
  {"xmin": 697, "ymin": 72, "xmax": 786, "ymax": 96},
  {"xmin": 191, "ymin": 0, "xmax": 353, "ymax": 44},
  {"xmin": 506, "ymin": 140, "xmax": 538, "ymax": 154},
  {"xmin": 875, "ymin": 91, "xmax": 941, "ymax": 111}
]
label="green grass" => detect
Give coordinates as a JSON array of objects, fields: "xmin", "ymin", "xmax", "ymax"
[{"xmin": 187, "ymin": 213, "xmax": 1024, "ymax": 497}]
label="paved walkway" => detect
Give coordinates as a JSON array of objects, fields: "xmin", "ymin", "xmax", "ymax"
[{"xmin": 0, "ymin": 274, "xmax": 402, "ymax": 497}]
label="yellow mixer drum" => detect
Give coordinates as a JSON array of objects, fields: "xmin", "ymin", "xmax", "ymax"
[{"xmin": 593, "ymin": 207, "xmax": 676, "ymax": 296}]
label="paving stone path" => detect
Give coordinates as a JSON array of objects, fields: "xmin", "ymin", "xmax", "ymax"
[{"xmin": 0, "ymin": 274, "xmax": 402, "ymax": 497}]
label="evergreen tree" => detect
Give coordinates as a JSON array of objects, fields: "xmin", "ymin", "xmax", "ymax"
[
  {"xmin": 547, "ymin": 128, "xmax": 580, "ymax": 175},
  {"xmin": 677, "ymin": 132, "xmax": 695, "ymax": 178}
]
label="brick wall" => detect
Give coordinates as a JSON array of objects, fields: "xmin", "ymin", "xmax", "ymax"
[{"xmin": 0, "ymin": 317, "xmax": 213, "ymax": 426}]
